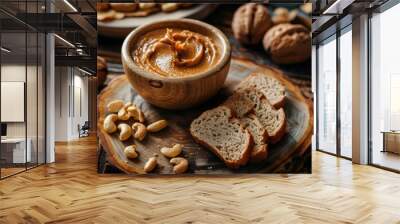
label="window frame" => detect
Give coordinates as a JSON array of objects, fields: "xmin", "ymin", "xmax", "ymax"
[
  {"xmin": 315, "ymin": 22, "xmax": 353, "ymax": 161},
  {"xmin": 367, "ymin": 0, "xmax": 400, "ymax": 173},
  {"xmin": 0, "ymin": 1, "xmax": 47, "ymax": 180}
]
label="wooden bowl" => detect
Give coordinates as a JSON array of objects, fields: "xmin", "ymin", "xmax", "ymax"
[{"xmin": 121, "ymin": 19, "xmax": 231, "ymax": 110}]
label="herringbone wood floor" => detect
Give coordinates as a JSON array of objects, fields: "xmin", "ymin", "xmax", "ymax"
[{"xmin": 0, "ymin": 135, "xmax": 399, "ymax": 224}]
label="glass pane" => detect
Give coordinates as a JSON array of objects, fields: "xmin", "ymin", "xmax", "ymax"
[
  {"xmin": 1, "ymin": 31, "xmax": 27, "ymax": 177},
  {"xmin": 27, "ymin": 31, "xmax": 38, "ymax": 169},
  {"xmin": 371, "ymin": 4, "xmax": 400, "ymax": 171},
  {"xmin": 27, "ymin": 0, "xmax": 38, "ymax": 168},
  {"xmin": 317, "ymin": 36, "xmax": 337, "ymax": 154},
  {"xmin": 0, "ymin": 0, "xmax": 45, "ymax": 178},
  {"xmin": 38, "ymin": 33, "xmax": 45, "ymax": 165},
  {"xmin": 339, "ymin": 28, "xmax": 352, "ymax": 158}
]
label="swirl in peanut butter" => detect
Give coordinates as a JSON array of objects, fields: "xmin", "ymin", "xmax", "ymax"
[{"xmin": 133, "ymin": 28, "xmax": 219, "ymax": 77}]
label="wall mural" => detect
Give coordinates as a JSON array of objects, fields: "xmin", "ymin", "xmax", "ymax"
[{"xmin": 96, "ymin": 3, "xmax": 313, "ymax": 175}]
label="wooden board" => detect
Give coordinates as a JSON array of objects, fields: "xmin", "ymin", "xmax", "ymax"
[
  {"xmin": 98, "ymin": 5, "xmax": 217, "ymax": 38},
  {"xmin": 97, "ymin": 58, "xmax": 313, "ymax": 174}
]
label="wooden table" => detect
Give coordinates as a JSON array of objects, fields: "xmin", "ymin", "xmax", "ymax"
[{"xmin": 97, "ymin": 5, "xmax": 312, "ymax": 174}]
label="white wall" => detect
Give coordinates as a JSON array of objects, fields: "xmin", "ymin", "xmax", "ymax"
[
  {"xmin": 54, "ymin": 67, "xmax": 89, "ymax": 141},
  {"xmin": 1, "ymin": 65, "xmax": 31, "ymax": 138},
  {"xmin": 73, "ymin": 73, "xmax": 89, "ymax": 138},
  {"xmin": 1, "ymin": 63, "xmax": 46, "ymax": 164},
  {"xmin": 54, "ymin": 66, "xmax": 69, "ymax": 141},
  {"xmin": 1, "ymin": 65, "xmax": 26, "ymax": 137}
]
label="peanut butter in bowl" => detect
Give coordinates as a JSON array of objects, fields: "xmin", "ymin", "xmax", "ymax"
[
  {"xmin": 122, "ymin": 19, "xmax": 231, "ymax": 109},
  {"xmin": 133, "ymin": 28, "xmax": 220, "ymax": 77}
]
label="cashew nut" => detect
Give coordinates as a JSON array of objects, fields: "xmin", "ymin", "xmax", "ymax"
[
  {"xmin": 132, "ymin": 122, "xmax": 147, "ymax": 141},
  {"xmin": 146, "ymin": 120, "xmax": 168, "ymax": 132},
  {"xmin": 138, "ymin": 110, "xmax": 145, "ymax": 123},
  {"xmin": 127, "ymin": 106, "xmax": 145, "ymax": 123},
  {"xmin": 118, "ymin": 123, "xmax": 132, "ymax": 141},
  {"xmin": 170, "ymin": 157, "xmax": 188, "ymax": 174},
  {"xmin": 107, "ymin": 100, "xmax": 124, "ymax": 113},
  {"xmin": 103, "ymin": 114, "xmax": 118, "ymax": 133},
  {"xmin": 160, "ymin": 144, "xmax": 183, "ymax": 158},
  {"xmin": 124, "ymin": 102, "xmax": 133, "ymax": 108},
  {"xmin": 144, "ymin": 156, "xmax": 158, "ymax": 173},
  {"xmin": 124, "ymin": 145, "xmax": 138, "ymax": 159},
  {"xmin": 117, "ymin": 107, "xmax": 130, "ymax": 121}
]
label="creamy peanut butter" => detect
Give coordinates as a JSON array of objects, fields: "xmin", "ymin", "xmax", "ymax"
[{"xmin": 133, "ymin": 28, "xmax": 220, "ymax": 77}]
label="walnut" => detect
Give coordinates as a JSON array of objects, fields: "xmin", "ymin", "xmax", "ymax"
[
  {"xmin": 300, "ymin": 3, "xmax": 312, "ymax": 14},
  {"xmin": 263, "ymin": 23, "xmax": 311, "ymax": 64},
  {"xmin": 232, "ymin": 3, "xmax": 273, "ymax": 45},
  {"xmin": 96, "ymin": 3, "xmax": 109, "ymax": 12},
  {"xmin": 272, "ymin": 7, "xmax": 294, "ymax": 25}
]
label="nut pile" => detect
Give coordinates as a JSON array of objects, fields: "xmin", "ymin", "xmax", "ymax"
[
  {"xmin": 232, "ymin": 3, "xmax": 311, "ymax": 64},
  {"xmin": 97, "ymin": 3, "xmax": 193, "ymax": 22},
  {"xmin": 103, "ymin": 99, "xmax": 188, "ymax": 174},
  {"xmin": 160, "ymin": 144, "xmax": 188, "ymax": 174}
]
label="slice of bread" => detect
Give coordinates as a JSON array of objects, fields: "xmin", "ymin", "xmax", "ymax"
[
  {"xmin": 190, "ymin": 106, "xmax": 252, "ymax": 169},
  {"xmin": 241, "ymin": 114, "xmax": 269, "ymax": 163},
  {"xmin": 223, "ymin": 90, "xmax": 255, "ymax": 118},
  {"xmin": 237, "ymin": 72, "xmax": 286, "ymax": 108},
  {"xmin": 253, "ymin": 98, "xmax": 286, "ymax": 143},
  {"xmin": 226, "ymin": 87, "xmax": 286, "ymax": 143},
  {"xmin": 223, "ymin": 89, "xmax": 269, "ymax": 163}
]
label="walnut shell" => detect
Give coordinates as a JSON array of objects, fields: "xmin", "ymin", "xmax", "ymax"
[
  {"xmin": 232, "ymin": 3, "xmax": 273, "ymax": 45},
  {"xmin": 263, "ymin": 23, "xmax": 311, "ymax": 64},
  {"xmin": 96, "ymin": 3, "xmax": 109, "ymax": 12},
  {"xmin": 272, "ymin": 7, "xmax": 290, "ymax": 25}
]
